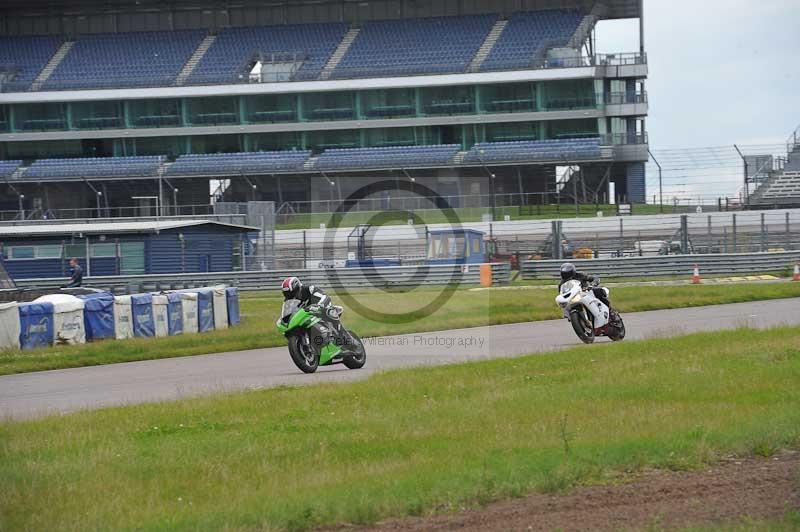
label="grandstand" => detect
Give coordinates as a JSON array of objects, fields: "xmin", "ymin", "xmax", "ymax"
[
  {"xmin": 0, "ymin": 0, "xmax": 647, "ymax": 220},
  {"xmin": 749, "ymin": 128, "xmax": 800, "ymax": 207}
]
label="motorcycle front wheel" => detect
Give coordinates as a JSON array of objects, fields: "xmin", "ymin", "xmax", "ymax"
[
  {"xmin": 288, "ymin": 334, "xmax": 320, "ymax": 373},
  {"xmin": 609, "ymin": 316, "xmax": 626, "ymax": 341},
  {"xmin": 570, "ymin": 310, "xmax": 595, "ymax": 344},
  {"xmin": 342, "ymin": 330, "xmax": 367, "ymax": 369}
]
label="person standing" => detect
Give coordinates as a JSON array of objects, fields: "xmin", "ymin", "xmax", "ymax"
[{"xmin": 62, "ymin": 258, "xmax": 83, "ymax": 288}]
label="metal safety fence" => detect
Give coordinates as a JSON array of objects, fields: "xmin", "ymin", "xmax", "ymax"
[
  {"xmin": 13, "ymin": 263, "xmax": 511, "ymax": 295},
  {"xmin": 521, "ymin": 251, "xmax": 800, "ymax": 280}
]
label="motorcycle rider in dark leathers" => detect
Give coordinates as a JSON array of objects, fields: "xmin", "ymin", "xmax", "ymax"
[{"xmin": 558, "ymin": 263, "xmax": 620, "ymax": 323}]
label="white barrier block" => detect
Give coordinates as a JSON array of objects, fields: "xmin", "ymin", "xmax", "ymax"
[
  {"xmin": 113, "ymin": 295, "xmax": 134, "ymax": 340},
  {"xmin": 0, "ymin": 301, "xmax": 20, "ymax": 350},
  {"xmin": 34, "ymin": 294, "xmax": 86, "ymax": 345},
  {"xmin": 152, "ymin": 294, "xmax": 169, "ymax": 338},
  {"xmin": 179, "ymin": 293, "xmax": 199, "ymax": 335},
  {"xmin": 212, "ymin": 285, "xmax": 228, "ymax": 330}
]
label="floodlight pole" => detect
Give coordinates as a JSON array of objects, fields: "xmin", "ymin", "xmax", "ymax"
[
  {"xmin": 733, "ymin": 144, "xmax": 748, "ymax": 206},
  {"xmin": 478, "ymin": 150, "xmax": 496, "ymax": 221},
  {"xmin": 648, "ymin": 148, "xmax": 663, "ymax": 213}
]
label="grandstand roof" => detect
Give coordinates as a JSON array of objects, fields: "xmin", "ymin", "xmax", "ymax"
[
  {"xmin": 0, "ymin": 220, "xmax": 259, "ymax": 238},
  {"xmin": 1, "ymin": 0, "xmax": 641, "ymax": 24}
]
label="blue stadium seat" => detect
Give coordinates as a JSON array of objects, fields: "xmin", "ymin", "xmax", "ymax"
[
  {"xmin": 22, "ymin": 156, "xmax": 165, "ymax": 179},
  {"xmin": 0, "ymin": 36, "xmax": 62, "ymax": 91},
  {"xmin": 188, "ymin": 24, "xmax": 348, "ymax": 85},
  {"xmin": 0, "ymin": 160, "xmax": 23, "ymax": 178},
  {"xmin": 480, "ymin": 10, "xmax": 583, "ymax": 72},
  {"xmin": 166, "ymin": 151, "xmax": 312, "ymax": 176},
  {"xmin": 316, "ymin": 145, "xmax": 461, "ymax": 170},
  {"xmin": 333, "ymin": 15, "xmax": 495, "ymax": 79},
  {"xmin": 463, "ymin": 138, "xmax": 601, "ymax": 164},
  {"xmin": 3, "ymin": 10, "xmax": 586, "ymax": 91},
  {"xmin": 44, "ymin": 31, "xmax": 204, "ymax": 90}
]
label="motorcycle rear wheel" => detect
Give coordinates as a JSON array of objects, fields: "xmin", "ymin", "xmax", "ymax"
[
  {"xmin": 288, "ymin": 335, "xmax": 319, "ymax": 373},
  {"xmin": 343, "ymin": 330, "xmax": 367, "ymax": 369},
  {"xmin": 570, "ymin": 310, "xmax": 595, "ymax": 344}
]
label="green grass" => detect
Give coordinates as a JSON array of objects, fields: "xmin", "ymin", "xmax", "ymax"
[
  {"xmin": 1, "ymin": 327, "xmax": 799, "ymax": 531},
  {"xmin": 1, "ymin": 282, "xmax": 800, "ymax": 376},
  {"xmin": 276, "ymin": 204, "xmax": 670, "ymax": 229},
  {"xmin": 682, "ymin": 511, "xmax": 800, "ymax": 531}
]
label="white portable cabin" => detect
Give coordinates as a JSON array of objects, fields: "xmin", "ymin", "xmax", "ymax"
[
  {"xmin": 113, "ymin": 295, "xmax": 134, "ymax": 340},
  {"xmin": 152, "ymin": 294, "xmax": 169, "ymax": 337},
  {"xmin": 0, "ymin": 301, "xmax": 20, "ymax": 350},
  {"xmin": 179, "ymin": 292, "xmax": 199, "ymax": 334},
  {"xmin": 212, "ymin": 285, "xmax": 228, "ymax": 330},
  {"xmin": 34, "ymin": 294, "xmax": 86, "ymax": 345}
]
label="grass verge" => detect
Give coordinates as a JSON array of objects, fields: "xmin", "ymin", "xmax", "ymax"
[
  {"xmin": 1, "ymin": 282, "xmax": 799, "ymax": 375},
  {"xmin": 1, "ymin": 326, "xmax": 799, "ymax": 531}
]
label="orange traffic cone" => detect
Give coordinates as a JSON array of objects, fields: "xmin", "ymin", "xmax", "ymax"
[
  {"xmin": 793, "ymin": 263, "xmax": 800, "ymax": 282},
  {"xmin": 692, "ymin": 264, "xmax": 701, "ymax": 284}
]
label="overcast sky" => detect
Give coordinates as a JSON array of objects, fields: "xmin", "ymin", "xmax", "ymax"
[
  {"xmin": 596, "ymin": 0, "xmax": 800, "ymax": 149},
  {"xmin": 592, "ymin": 0, "xmax": 799, "ymax": 200}
]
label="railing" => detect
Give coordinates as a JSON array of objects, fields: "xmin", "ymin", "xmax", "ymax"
[
  {"xmin": 0, "ymin": 204, "xmax": 220, "ymax": 222},
  {"xmin": 788, "ymin": 124, "xmax": 800, "ymax": 153},
  {"xmin": 2, "ymin": 194, "xmax": 747, "ymax": 225},
  {"xmin": 0, "ymin": 52, "xmax": 647, "ymax": 93},
  {"xmin": 0, "ymin": 212, "xmax": 247, "ymax": 226},
  {"xmin": 13, "ymin": 263, "xmax": 512, "ymax": 293},
  {"xmin": 0, "ymin": 92, "xmax": 648, "ymax": 136},
  {"xmin": 521, "ymin": 251, "xmax": 800, "ymax": 280}
]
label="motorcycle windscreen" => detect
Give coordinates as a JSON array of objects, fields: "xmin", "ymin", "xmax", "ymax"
[
  {"xmin": 196, "ymin": 289, "xmax": 215, "ymax": 332},
  {"xmin": 131, "ymin": 293, "xmax": 155, "ymax": 337},
  {"xmin": 18, "ymin": 302, "xmax": 55, "ymax": 350},
  {"xmin": 560, "ymin": 280, "xmax": 580, "ymax": 295},
  {"xmin": 281, "ymin": 299, "xmax": 301, "ymax": 323}
]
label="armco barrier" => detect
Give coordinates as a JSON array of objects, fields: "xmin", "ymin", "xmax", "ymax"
[
  {"xmin": 13, "ymin": 263, "xmax": 512, "ymax": 294},
  {"xmin": 521, "ymin": 251, "xmax": 800, "ymax": 280}
]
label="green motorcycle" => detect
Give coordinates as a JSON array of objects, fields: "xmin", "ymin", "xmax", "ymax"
[{"xmin": 276, "ymin": 299, "xmax": 367, "ymax": 373}]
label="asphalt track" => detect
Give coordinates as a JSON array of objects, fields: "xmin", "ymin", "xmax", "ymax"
[{"xmin": 1, "ymin": 298, "xmax": 798, "ymax": 420}]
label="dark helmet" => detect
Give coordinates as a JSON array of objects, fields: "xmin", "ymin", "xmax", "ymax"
[
  {"xmin": 281, "ymin": 276, "xmax": 302, "ymax": 300},
  {"xmin": 560, "ymin": 262, "xmax": 576, "ymax": 280}
]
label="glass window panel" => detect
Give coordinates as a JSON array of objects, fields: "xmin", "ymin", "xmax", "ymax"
[
  {"xmin": 120, "ymin": 242, "xmax": 145, "ymax": 275},
  {"xmin": 91, "ymin": 243, "xmax": 116, "ymax": 258},
  {"xmin": 9, "ymin": 246, "xmax": 34, "ymax": 259},
  {"xmin": 64, "ymin": 244, "xmax": 86, "ymax": 258},
  {"xmin": 36, "ymin": 245, "xmax": 62, "ymax": 259}
]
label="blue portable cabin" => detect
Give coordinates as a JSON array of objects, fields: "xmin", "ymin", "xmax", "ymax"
[
  {"xmin": 425, "ymin": 229, "xmax": 486, "ymax": 265},
  {"xmin": 78, "ymin": 291, "xmax": 115, "ymax": 341},
  {"xmin": 0, "ymin": 220, "xmax": 259, "ymax": 281}
]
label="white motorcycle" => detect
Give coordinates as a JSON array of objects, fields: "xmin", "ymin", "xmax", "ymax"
[{"xmin": 555, "ymin": 279, "xmax": 626, "ymax": 344}]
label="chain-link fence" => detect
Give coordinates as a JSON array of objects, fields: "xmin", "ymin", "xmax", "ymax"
[
  {"xmin": 214, "ymin": 201, "xmax": 275, "ymax": 270},
  {"xmin": 272, "ymin": 209, "xmax": 800, "ymax": 269}
]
